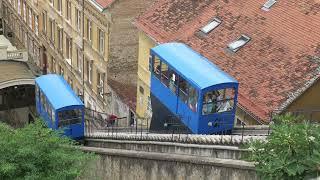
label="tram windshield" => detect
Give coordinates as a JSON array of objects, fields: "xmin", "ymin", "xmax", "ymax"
[
  {"xmin": 202, "ymin": 88, "xmax": 235, "ymax": 115},
  {"xmin": 58, "ymin": 109, "xmax": 82, "ymax": 128}
]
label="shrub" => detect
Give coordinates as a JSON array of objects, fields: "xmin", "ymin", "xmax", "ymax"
[
  {"xmin": 0, "ymin": 120, "xmax": 95, "ymax": 180},
  {"xmin": 248, "ymin": 114, "xmax": 320, "ymax": 179}
]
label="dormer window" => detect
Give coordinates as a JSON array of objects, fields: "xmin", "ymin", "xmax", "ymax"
[
  {"xmin": 227, "ymin": 35, "xmax": 251, "ymax": 53},
  {"xmin": 200, "ymin": 18, "xmax": 221, "ymax": 34},
  {"xmin": 262, "ymin": 0, "xmax": 277, "ymax": 11}
]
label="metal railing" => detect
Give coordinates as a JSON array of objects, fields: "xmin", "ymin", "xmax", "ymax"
[{"xmin": 83, "ymin": 108, "xmax": 271, "ymax": 145}]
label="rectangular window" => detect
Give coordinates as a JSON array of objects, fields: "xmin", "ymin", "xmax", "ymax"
[
  {"xmin": 201, "ymin": 18, "xmax": 221, "ymax": 34},
  {"xmin": 178, "ymin": 77, "xmax": 189, "ymax": 104},
  {"xmin": 76, "ymin": 48, "xmax": 82, "ymax": 72},
  {"xmin": 52, "ymin": 110, "xmax": 55, "ymax": 127},
  {"xmin": 161, "ymin": 61, "xmax": 169, "ymax": 87},
  {"xmin": 58, "ymin": 109, "xmax": 82, "ymax": 128},
  {"xmin": 153, "ymin": 56, "xmax": 161, "ymax": 79},
  {"xmin": 42, "ymin": 11, "xmax": 47, "ymax": 34},
  {"xmin": 86, "ymin": 19, "xmax": 92, "ymax": 42},
  {"xmin": 51, "ymin": 56, "xmax": 55, "ymax": 73},
  {"xmin": 66, "ymin": 0, "xmax": 71, "ymax": 21},
  {"xmin": 97, "ymin": 72, "xmax": 105, "ymax": 97},
  {"xmin": 98, "ymin": 28, "xmax": 105, "ymax": 54},
  {"xmin": 75, "ymin": 8, "xmax": 81, "ymax": 31},
  {"xmin": 168, "ymin": 70, "xmax": 178, "ymax": 94},
  {"xmin": 86, "ymin": 60, "xmax": 92, "ymax": 84},
  {"xmin": 23, "ymin": 1, "xmax": 26, "ymax": 22},
  {"xmin": 18, "ymin": 0, "xmax": 21, "ymax": 15},
  {"xmin": 57, "ymin": 0, "xmax": 62, "ymax": 13},
  {"xmin": 88, "ymin": 61, "xmax": 92, "ymax": 84},
  {"xmin": 202, "ymin": 88, "xmax": 235, "ymax": 115},
  {"xmin": 58, "ymin": 27, "xmax": 63, "ymax": 51},
  {"xmin": 59, "ymin": 65, "xmax": 64, "ymax": 76},
  {"xmin": 66, "ymin": 36, "xmax": 72, "ymax": 62},
  {"xmin": 49, "ymin": 19, "xmax": 55, "ymax": 44},
  {"xmin": 28, "ymin": 8, "xmax": 32, "ymax": 29},
  {"xmin": 227, "ymin": 35, "xmax": 251, "ymax": 53},
  {"xmin": 35, "ymin": 15, "xmax": 39, "ymax": 36},
  {"xmin": 188, "ymin": 86, "xmax": 198, "ymax": 112}
]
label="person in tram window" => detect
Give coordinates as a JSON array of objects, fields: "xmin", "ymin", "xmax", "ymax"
[
  {"xmin": 210, "ymin": 93, "xmax": 218, "ymax": 113},
  {"xmin": 216, "ymin": 91, "xmax": 224, "ymax": 111},
  {"xmin": 188, "ymin": 88, "xmax": 197, "ymax": 112},
  {"xmin": 169, "ymin": 73, "xmax": 176, "ymax": 92},
  {"xmin": 203, "ymin": 93, "xmax": 213, "ymax": 115}
]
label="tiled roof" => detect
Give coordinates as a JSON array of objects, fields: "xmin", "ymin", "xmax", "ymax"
[
  {"xmin": 135, "ymin": 0, "xmax": 320, "ymax": 123},
  {"xmin": 94, "ymin": 0, "xmax": 114, "ymax": 9},
  {"xmin": 108, "ymin": 79, "xmax": 137, "ymax": 111}
]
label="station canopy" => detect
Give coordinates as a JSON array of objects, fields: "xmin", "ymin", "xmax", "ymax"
[
  {"xmin": 35, "ymin": 74, "xmax": 84, "ymax": 110},
  {"xmin": 0, "ymin": 61, "xmax": 35, "ymax": 89},
  {"xmin": 151, "ymin": 42, "xmax": 238, "ymax": 89}
]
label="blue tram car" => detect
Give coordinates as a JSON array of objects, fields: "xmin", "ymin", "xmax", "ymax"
[
  {"xmin": 35, "ymin": 74, "xmax": 85, "ymax": 139},
  {"xmin": 149, "ymin": 43, "xmax": 239, "ymax": 134}
]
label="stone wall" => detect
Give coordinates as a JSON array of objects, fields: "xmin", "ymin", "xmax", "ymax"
[
  {"xmin": 81, "ymin": 146, "xmax": 258, "ymax": 180},
  {"xmin": 107, "ymin": 0, "xmax": 155, "ymax": 85}
]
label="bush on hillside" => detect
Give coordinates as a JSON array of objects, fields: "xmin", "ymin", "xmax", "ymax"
[
  {"xmin": 248, "ymin": 114, "xmax": 320, "ymax": 179},
  {"xmin": 0, "ymin": 120, "xmax": 95, "ymax": 180}
]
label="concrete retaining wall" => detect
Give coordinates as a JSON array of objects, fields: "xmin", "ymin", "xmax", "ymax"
[
  {"xmin": 85, "ymin": 139, "xmax": 249, "ymax": 160},
  {"xmin": 80, "ymin": 146, "xmax": 258, "ymax": 180}
]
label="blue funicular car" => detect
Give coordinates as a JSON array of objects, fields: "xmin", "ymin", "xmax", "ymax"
[
  {"xmin": 149, "ymin": 42, "xmax": 239, "ymax": 134},
  {"xmin": 35, "ymin": 74, "xmax": 84, "ymax": 139}
]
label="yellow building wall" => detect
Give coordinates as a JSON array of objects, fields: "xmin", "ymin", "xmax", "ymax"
[
  {"xmin": 136, "ymin": 31, "xmax": 156, "ymax": 118},
  {"xmin": 235, "ymin": 107, "xmax": 262, "ymax": 126},
  {"xmin": 286, "ymin": 79, "xmax": 320, "ymax": 122}
]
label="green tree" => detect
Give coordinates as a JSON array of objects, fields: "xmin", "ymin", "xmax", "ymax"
[
  {"xmin": 248, "ymin": 114, "xmax": 320, "ymax": 180},
  {"xmin": 0, "ymin": 119, "xmax": 95, "ymax": 180}
]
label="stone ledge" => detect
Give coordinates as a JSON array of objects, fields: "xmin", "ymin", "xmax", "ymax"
[
  {"xmin": 85, "ymin": 138, "xmax": 249, "ymax": 152},
  {"xmin": 80, "ymin": 146, "xmax": 255, "ymax": 170}
]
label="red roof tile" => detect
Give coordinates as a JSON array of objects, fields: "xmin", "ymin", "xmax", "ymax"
[
  {"xmin": 94, "ymin": 0, "xmax": 114, "ymax": 8},
  {"xmin": 135, "ymin": 0, "xmax": 320, "ymax": 123}
]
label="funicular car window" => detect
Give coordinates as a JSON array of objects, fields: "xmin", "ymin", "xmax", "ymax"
[
  {"xmin": 52, "ymin": 109, "xmax": 55, "ymax": 126},
  {"xmin": 40, "ymin": 91, "xmax": 47, "ymax": 112},
  {"xmin": 202, "ymin": 88, "xmax": 235, "ymax": 115},
  {"xmin": 188, "ymin": 86, "xmax": 198, "ymax": 112},
  {"xmin": 153, "ymin": 56, "xmax": 161, "ymax": 79},
  {"xmin": 58, "ymin": 109, "xmax": 82, "ymax": 128},
  {"xmin": 35, "ymin": 85, "xmax": 39, "ymax": 98},
  {"xmin": 161, "ymin": 61, "xmax": 169, "ymax": 87},
  {"xmin": 168, "ymin": 69, "xmax": 178, "ymax": 94},
  {"xmin": 178, "ymin": 77, "xmax": 189, "ymax": 104}
]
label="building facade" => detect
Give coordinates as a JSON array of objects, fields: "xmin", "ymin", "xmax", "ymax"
[
  {"xmin": 1, "ymin": 0, "xmax": 157, "ymax": 124},
  {"xmin": 2, "ymin": 0, "xmax": 42, "ymax": 74}
]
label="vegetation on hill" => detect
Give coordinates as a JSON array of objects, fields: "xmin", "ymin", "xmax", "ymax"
[
  {"xmin": 248, "ymin": 114, "xmax": 320, "ymax": 179},
  {"xmin": 0, "ymin": 120, "xmax": 95, "ymax": 180}
]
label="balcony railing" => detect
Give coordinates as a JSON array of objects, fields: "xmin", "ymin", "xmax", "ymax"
[
  {"xmin": 0, "ymin": 48, "xmax": 28, "ymax": 62},
  {"xmin": 6, "ymin": 50, "xmax": 28, "ymax": 61}
]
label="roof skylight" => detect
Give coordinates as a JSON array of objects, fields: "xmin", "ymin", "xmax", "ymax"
[
  {"xmin": 261, "ymin": 0, "xmax": 277, "ymax": 11},
  {"xmin": 227, "ymin": 35, "xmax": 251, "ymax": 53},
  {"xmin": 200, "ymin": 18, "xmax": 221, "ymax": 34}
]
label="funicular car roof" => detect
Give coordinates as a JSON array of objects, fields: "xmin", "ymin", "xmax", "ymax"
[
  {"xmin": 151, "ymin": 43, "xmax": 238, "ymax": 89},
  {"xmin": 35, "ymin": 74, "xmax": 84, "ymax": 110}
]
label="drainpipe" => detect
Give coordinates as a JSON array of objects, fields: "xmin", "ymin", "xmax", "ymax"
[{"xmin": 81, "ymin": 0, "xmax": 85, "ymax": 103}]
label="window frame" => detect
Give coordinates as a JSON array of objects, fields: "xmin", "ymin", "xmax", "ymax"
[{"xmin": 202, "ymin": 88, "xmax": 236, "ymax": 115}]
